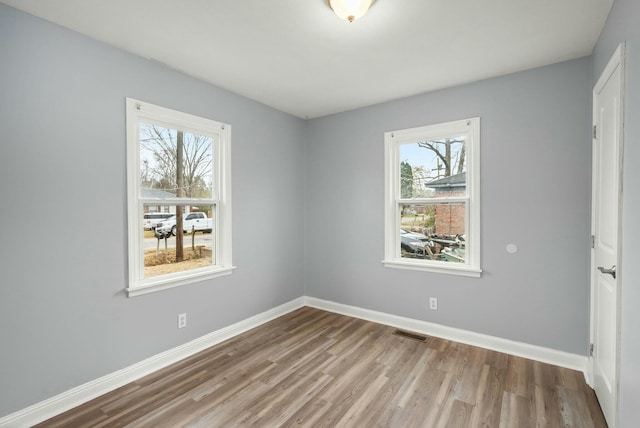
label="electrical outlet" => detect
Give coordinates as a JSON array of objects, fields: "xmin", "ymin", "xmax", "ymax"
[
  {"xmin": 178, "ymin": 313, "xmax": 187, "ymax": 329},
  {"xmin": 429, "ymin": 297, "xmax": 438, "ymax": 310}
]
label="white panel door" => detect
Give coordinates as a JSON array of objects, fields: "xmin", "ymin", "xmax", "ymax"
[{"xmin": 591, "ymin": 44, "xmax": 624, "ymax": 428}]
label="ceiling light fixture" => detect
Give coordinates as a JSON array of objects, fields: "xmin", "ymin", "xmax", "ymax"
[{"xmin": 328, "ymin": 0, "xmax": 374, "ymax": 23}]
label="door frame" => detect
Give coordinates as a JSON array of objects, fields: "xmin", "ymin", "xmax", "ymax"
[{"xmin": 589, "ymin": 42, "xmax": 625, "ymax": 427}]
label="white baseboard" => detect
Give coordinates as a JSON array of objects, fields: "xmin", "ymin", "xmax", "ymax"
[
  {"xmin": 0, "ymin": 297, "xmax": 306, "ymax": 428},
  {"xmin": 304, "ymin": 297, "xmax": 589, "ymax": 374},
  {"xmin": 0, "ymin": 295, "xmax": 589, "ymax": 427}
]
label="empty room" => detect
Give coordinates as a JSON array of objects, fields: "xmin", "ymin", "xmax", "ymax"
[{"xmin": 1, "ymin": 0, "xmax": 639, "ymax": 427}]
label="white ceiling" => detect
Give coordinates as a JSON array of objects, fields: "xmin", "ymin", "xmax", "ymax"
[{"xmin": 2, "ymin": 0, "xmax": 613, "ymax": 118}]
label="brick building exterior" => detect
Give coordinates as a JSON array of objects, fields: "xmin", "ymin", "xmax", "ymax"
[{"xmin": 428, "ymin": 172, "xmax": 466, "ymax": 236}]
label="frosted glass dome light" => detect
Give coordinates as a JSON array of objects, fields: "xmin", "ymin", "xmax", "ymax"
[{"xmin": 328, "ymin": 0, "xmax": 374, "ymax": 22}]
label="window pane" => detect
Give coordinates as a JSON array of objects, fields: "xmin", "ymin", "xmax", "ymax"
[
  {"xmin": 399, "ymin": 137, "xmax": 466, "ymax": 198},
  {"xmin": 139, "ymin": 123, "xmax": 215, "ymax": 199},
  {"xmin": 143, "ymin": 204, "xmax": 215, "ymax": 279},
  {"xmin": 399, "ymin": 203, "xmax": 466, "ymax": 263}
]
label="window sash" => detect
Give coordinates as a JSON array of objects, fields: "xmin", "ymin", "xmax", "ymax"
[
  {"xmin": 139, "ymin": 198, "xmax": 218, "ymax": 205},
  {"xmin": 126, "ymin": 98, "xmax": 233, "ymax": 296},
  {"xmin": 384, "ymin": 118, "xmax": 481, "ymax": 277},
  {"xmin": 397, "ymin": 197, "xmax": 468, "ymax": 204}
]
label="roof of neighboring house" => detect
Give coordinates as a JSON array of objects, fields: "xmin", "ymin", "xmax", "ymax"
[
  {"xmin": 140, "ymin": 188, "xmax": 176, "ymax": 198},
  {"xmin": 427, "ymin": 172, "xmax": 466, "ymax": 188}
]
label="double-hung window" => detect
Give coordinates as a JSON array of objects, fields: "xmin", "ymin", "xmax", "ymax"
[
  {"xmin": 126, "ymin": 98, "xmax": 233, "ymax": 296},
  {"xmin": 384, "ymin": 118, "xmax": 481, "ymax": 277}
]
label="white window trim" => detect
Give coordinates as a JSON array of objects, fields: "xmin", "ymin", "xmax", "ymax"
[
  {"xmin": 125, "ymin": 98, "xmax": 234, "ymax": 297},
  {"xmin": 383, "ymin": 117, "xmax": 481, "ymax": 277}
]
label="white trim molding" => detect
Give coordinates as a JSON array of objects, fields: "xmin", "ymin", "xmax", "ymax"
[
  {"xmin": 0, "ymin": 298, "xmax": 306, "ymax": 428},
  {"xmin": 306, "ymin": 297, "xmax": 588, "ymax": 374},
  {"xmin": 0, "ymin": 296, "xmax": 588, "ymax": 427}
]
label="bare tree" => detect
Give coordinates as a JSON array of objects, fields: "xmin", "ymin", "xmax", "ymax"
[
  {"xmin": 140, "ymin": 125, "xmax": 213, "ymax": 197},
  {"xmin": 140, "ymin": 124, "xmax": 214, "ymax": 263},
  {"xmin": 417, "ymin": 138, "xmax": 465, "ymax": 178}
]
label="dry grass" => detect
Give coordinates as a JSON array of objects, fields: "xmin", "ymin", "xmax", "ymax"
[{"xmin": 144, "ymin": 247, "xmax": 212, "ymax": 277}]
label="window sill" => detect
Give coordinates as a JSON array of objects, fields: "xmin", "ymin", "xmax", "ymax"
[
  {"xmin": 382, "ymin": 259, "xmax": 482, "ymax": 278},
  {"xmin": 126, "ymin": 266, "xmax": 236, "ymax": 297}
]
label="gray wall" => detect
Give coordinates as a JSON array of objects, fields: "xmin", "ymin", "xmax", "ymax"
[
  {"xmin": 0, "ymin": 5, "xmax": 305, "ymax": 416},
  {"xmin": 304, "ymin": 57, "xmax": 592, "ymax": 355},
  {"xmin": 593, "ymin": 0, "xmax": 640, "ymax": 426},
  {"xmin": 0, "ymin": 1, "xmax": 606, "ymax": 421}
]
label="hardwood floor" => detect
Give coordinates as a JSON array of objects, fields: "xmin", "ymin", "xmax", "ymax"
[{"xmin": 36, "ymin": 307, "xmax": 607, "ymax": 427}]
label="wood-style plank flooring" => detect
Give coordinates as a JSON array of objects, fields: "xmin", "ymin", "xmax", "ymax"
[{"xmin": 36, "ymin": 307, "xmax": 607, "ymax": 427}]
